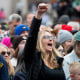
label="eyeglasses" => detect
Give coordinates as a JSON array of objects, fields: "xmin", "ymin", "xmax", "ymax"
[
  {"xmin": 1, "ymin": 51, "xmax": 10, "ymax": 56},
  {"xmin": 43, "ymin": 36, "xmax": 55, "ymax": 40}
]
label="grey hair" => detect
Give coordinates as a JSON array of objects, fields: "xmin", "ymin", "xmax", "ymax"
[{"xmin": 9, "ymin": 13, "xmax": 22, "ymax": 23}]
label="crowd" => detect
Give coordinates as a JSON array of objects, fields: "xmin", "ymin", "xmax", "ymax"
[{"xmin": 0, "ymin": 0, "xmax": 80, "ymax": 80}]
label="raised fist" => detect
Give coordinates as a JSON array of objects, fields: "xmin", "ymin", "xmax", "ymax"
[{"xmin": 36, "ymin": 3, "xmax": 48, "ymax": 19}]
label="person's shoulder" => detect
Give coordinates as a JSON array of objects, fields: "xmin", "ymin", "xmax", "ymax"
[
  {"xmin": 56, "ymin": 56, "xmax": 63, "ymax": 61},
  {"xmin": 0, "ymin": 55, "xmax": 5, "ymax": 61},
  {"xmin": 0, "ymin": 31, "xmax": 10, "ymax": 37},
  {"xmin": 56, "ymin": 56, "xmax": 64, "ymax": 65},
  {"xmin": 11, "ymin": 58, "xmax": 17, "ymax": 62},
  {"xmin": 14, "ymin": 72, "xmax": 26, "ymax": 80},
  {"xmin": 64, "ymin": 52, "xmax": 74, "ymax": 63},
  {"xmin": 10, "ymin": 58, "xmax": 17, "ymax": 65},
  {"xmin": 0, "ymin": 55, "xmax": 6, "ymax": 68},
  {"xmin": 64, "ymin": 53, "xmax": 72, "ymax": 59}
]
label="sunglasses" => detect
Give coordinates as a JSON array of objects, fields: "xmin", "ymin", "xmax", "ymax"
[
  {"xmin": 43, "ymin": 36, "xmax": 55, "ymax": 40},
  {"xmin": 1, "ymin": 51, "xmax": 10, "ymax": 56}
]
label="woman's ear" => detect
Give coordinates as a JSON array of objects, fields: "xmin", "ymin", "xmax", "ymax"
[{"xmin": 70, "ymin": 74, "xmax": 75, "ymax": 79}]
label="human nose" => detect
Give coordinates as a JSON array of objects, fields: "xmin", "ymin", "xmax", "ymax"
[
  {"xmin": 50, "ymin": 36, "xmax": 55, "ymax": 40},
  {"xmin": 5, "ymin": 52, "xmax": 8, "ymax": 56}
]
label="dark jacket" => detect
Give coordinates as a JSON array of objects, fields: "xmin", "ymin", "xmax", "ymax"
[
  {"xmin": 13, "ymin": 72, "xmax": 26, "ymax": 80},
  {"xmin": 0, "ymin": 55, "xmax": 9, "ymax": 80},
  {"xmin": 13, "ymin": 48, "xmax": 26, "ymax": 80},
  {"xmin": 23, "ymin": 17, "xmax": 65, "ymax": 80},
  {"xmin": 15, "ymin": 48, "xmax": 26, "ymax": 74}
]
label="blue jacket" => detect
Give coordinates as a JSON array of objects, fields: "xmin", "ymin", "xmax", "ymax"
[{"xmin": 0, "ymin": 55, "xmax": 9, "ymax": 80}]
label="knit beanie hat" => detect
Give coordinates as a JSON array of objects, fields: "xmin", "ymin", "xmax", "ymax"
[
  {"xmin": 58, "ymin": 15, "xmax": 70, "ymax": 24},
  {"xmin": 57, "ymin": 30, "xmax": 73, "ymax": 43},
  {"xmin": 74, "ymin": 31, "xmax": 80, "ymax": 41},
  {"xmin": 11, "ymin": 36, "xmax": 27, "ymax": 50},
  {"xmin": 61, "ymin": 24, "xmax": 78, "ymax": 34},
  {"xmin": 1, "ymin": 37, "xmax": 11, "ymax": 48},
  {"xmin": 15, "ymin": 24, "xmax": 29, "ymax": 35},
  {"xmin": 61, "ymin": 24, "xmax": 72, "ymax": 31}
]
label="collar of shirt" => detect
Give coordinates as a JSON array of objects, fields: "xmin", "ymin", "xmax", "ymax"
[{"xmin": 71, "ymin": 50, "xmax": 80, "ymax": 62}]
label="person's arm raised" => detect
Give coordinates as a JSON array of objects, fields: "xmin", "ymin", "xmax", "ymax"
[{"xmin": 23, "ymin": 3, "xmax": 48, "ymax": 70}]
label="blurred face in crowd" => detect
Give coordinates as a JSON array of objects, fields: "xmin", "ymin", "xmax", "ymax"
[
  {"xmin": 71, "ymin": 70, "xmax": 80, "ymax": 80},
  {"xmin": 26, "ymin": 13, "xmax": 35, "ymax": 28},
  {"xmin": 57, "ymin": 45, "xmax": 65, "ymax": 57},
  {"xmin": 54, "ymin": 24, "xmax": 62, "ymax": 31},
  {"xmin": 9, "ymin": 44, "xmax": 15, "ymax": 58},
  {"xmin": 39, "ymin": 25, "xmax": 46, "ymax": 31},
  {"xmin": 0, "ymin": 46, "xmax": 10, "ymax": 63},
  {"xmin": 74, "ymin": 71, "xmax": 80, "ymax": 80},
  {"xmin": 75, "ymin": 5, "xmax": 80, "ymax": 12},
  {"xmin": 75, "ymin": 41, "xmax": 80, "ymax": 58},
  {"xmin": 20, "ymin": 30, "xmax": 29, "ymax": 37},
  {"xmin": 52, "ymin": 32, "xmax": 57, "ymax": 42},
  {"xmin": 9, "ymin": 20, "xmax": 22, "ymax": 35},
  {"xmin": 41, "ymin": 31, "xmax": 54, "ymax": 52},
  {"xmin": 18, "ymin": 40, "xmax": 26, "ymax": 50},
  {"xmin": 63, "ymin": 40, "xmax": 72, "ymax": 52}
]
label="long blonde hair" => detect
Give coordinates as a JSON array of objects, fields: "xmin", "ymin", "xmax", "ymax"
[
  {"xmin": 0, "ymin": 44, "xmax": 14, "ymax": 76},
  {"xmin": 37, "ymin": 29, "xmax": 61, "ymax": 68},
  {"xmin": 8, "ymin": 60, "xmax": 14, "ymax": 76}
]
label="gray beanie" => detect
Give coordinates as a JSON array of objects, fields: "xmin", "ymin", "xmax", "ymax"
[
  {"xmin": 57, "ymin": 30, "xmax": 72, "ymax": 43},
  {"xmin": 58, "ymin": 15, "xmax": 70, "ymax": 24}
]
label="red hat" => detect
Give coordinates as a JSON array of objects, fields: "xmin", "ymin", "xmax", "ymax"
[{"xmin": 61, "ymin": 24, "xmax": 72, "ymax": 31}]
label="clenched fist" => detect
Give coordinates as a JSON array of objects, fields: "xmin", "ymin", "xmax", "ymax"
[{"xmin": 36, "ymin": 3, "xmax": 48, "ymax": 19}]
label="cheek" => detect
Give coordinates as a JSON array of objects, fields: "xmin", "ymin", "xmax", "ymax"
[
  {"xmin": 65, "ymin": 42, "xmax": 71, "ymax": 47},
  {"xmin": 66, "ymin": 43, "xmax": 70, "ymax": 47},
  {"xmin": 68, "ymin": 43, "xmax": 72, "ymax": 47},
  {"xmin": 18, "ymin": 45, "xmax": 22, "ymax": 50},
  {"xmin": 20, "ymin": 33, "xmax": 24, "ymax": 36},
  {"xmin": 27, "ymin": 18, "xmax": 31, "ymax": 23},
  {"xmin": 8, "ymin": 56, "xmax": 10, "ymax": 60},
  {"xmin": 75, "ymin": 75, "xmax": 80, "ymax": 80},
  {"xmin": 42, "ymin": 39, "xmax": 48, "ymax": 46}
]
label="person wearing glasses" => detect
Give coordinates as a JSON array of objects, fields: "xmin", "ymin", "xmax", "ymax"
[
  {"xmin": 0, "ymin": 44, "xmax": 14, "ymax": 80},
  {"xmin": 23, "ymin": 3, "xmax": 65, "ymax": 80}
]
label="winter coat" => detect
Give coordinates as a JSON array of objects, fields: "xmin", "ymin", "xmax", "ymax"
[{"xmin": 0, "ymin": 55, "xmax": 9, "ymax": 80}]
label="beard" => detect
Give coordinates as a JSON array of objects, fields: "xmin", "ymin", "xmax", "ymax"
[{"xmin": 67, "ymin": 46, "xmax": 73, "ymax": 53}]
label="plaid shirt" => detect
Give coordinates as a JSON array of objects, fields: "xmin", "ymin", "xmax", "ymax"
[{"xmin": 0, "ymin": 31, "xmax": 11, "ymax": 42}]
